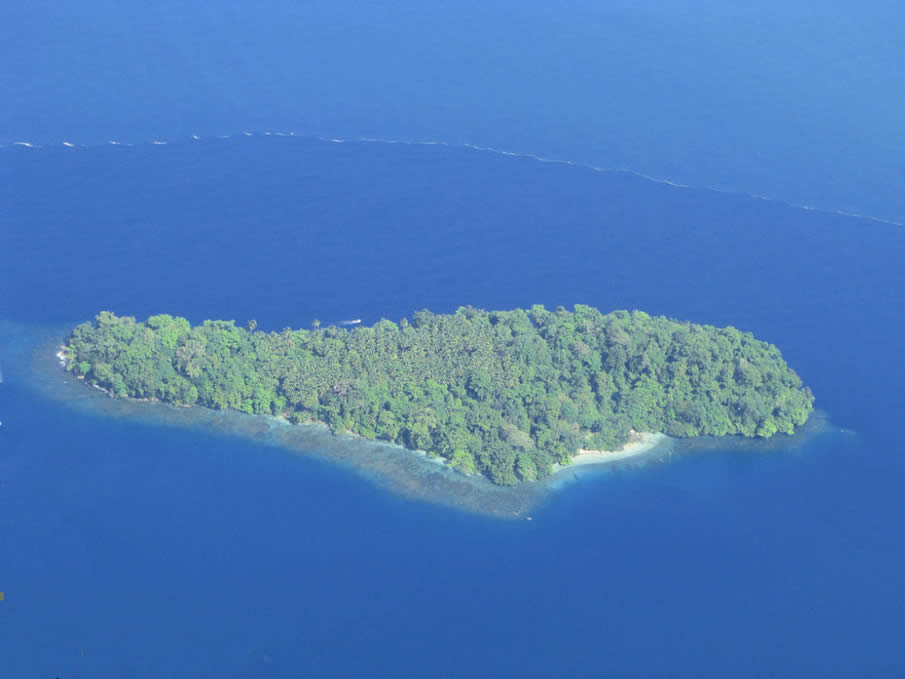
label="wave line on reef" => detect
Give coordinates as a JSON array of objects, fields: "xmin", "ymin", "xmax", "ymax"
[
  {"xmin": 334, "ymin": 135, "xmax": 905, "ymax": 228},
  {"xmin": 2, "ymin": 130, "xmax": 903, "ymax": 228}
]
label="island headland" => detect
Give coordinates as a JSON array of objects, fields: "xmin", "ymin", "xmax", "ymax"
[{"xmin": 60, "ymin": 305, "xmax": 814, "ymax": 485}]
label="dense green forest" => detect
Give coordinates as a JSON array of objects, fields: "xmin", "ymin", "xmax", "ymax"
[{"xmin": 64, "ymin": 306, "xmax": 814, "ymax": 484}]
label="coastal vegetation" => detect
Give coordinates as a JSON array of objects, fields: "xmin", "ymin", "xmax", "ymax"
[{"xmin": 64, "ymin": 306, "xmax": 814, "ymax": 484}]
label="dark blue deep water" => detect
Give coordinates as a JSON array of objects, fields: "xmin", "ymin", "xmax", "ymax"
[
  {"xmin": 5, "ymin": 1, "xmax": 905, "ymax": 223},
  {"xmin": 1, "ymin": 137, "xmax": 904, "ymax": 677}
]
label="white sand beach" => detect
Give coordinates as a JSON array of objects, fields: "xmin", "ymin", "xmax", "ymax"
[{"xmin": 553, "ymin": 431, "xmax": 667, "ymax": 473}]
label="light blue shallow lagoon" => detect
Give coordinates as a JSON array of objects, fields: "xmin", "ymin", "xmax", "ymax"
[{"xmin": 1, "ymin": 137, "xmax": 903, "ymax": 677}]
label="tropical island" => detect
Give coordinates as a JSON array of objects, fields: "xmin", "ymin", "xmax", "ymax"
[{"xmin": 61, "ymin": 305, "xmax": 814, "ymax": 485}]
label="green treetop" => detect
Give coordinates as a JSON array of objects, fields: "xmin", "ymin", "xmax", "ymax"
[{"xmin": 64, "ymin": 306, "xmax": 814, "ymax": 485}]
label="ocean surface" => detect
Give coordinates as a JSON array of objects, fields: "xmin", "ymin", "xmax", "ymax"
[
  {"xmin": 1, "ymin": 137, "xmax": 904, "ymax": 677},
  {"xmin": 4, "ymin": 1, "xmax": 905, "ymax": 223}
]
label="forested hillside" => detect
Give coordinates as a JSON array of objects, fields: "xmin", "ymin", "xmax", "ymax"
[{"xmin": 64, "ymin": 305, "xmax": 814, "ymax": 484}]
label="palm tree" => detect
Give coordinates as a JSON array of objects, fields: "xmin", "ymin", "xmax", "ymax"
[{"xmin": 312, "ymin": 319, "xmax": 321, "ymax": 330}]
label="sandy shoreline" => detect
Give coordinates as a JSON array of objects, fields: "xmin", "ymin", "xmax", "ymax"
[
  {"xmin": 553, "ymin": 431, "xmax": 667, "ymax": 473},
  {"xmin": 54, "ymin": 342, "xmax": 656, "ymax": 486}
]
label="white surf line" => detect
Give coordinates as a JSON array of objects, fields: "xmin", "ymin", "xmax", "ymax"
[
  {"xmin": 3, "ymin": 130, "xmax": 902, "ymax": 228},
  {"xmin": 324, "ymin": 135, "xmax": 905, "ymax": 228}
]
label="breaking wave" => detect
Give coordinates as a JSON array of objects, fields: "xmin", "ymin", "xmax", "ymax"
[{"xmin": 2, "ymin": 131, "xmax": 903, "ymax": 228}]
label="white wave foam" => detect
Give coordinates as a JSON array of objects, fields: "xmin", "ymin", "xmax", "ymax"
[{"xmin": 2, "ymin": 130, "xmax": 902, "ymax": 227}]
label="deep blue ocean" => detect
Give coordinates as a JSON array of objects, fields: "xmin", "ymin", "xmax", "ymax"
[
  {"xmin": 1, "ymin": 136, "xmax": 904, "ymax": 677},
  {"xmin": 4, "ymin": 1, "xmax": 905, "ymax": 223}
]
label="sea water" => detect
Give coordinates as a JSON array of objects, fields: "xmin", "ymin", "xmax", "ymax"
[
  {"xmin": 1, "ymin": 137, "xmax": 903, "ymax": 677},
  {"xmin": 4, "ymin": 1, "xmax": 905, "ymax": 223}
]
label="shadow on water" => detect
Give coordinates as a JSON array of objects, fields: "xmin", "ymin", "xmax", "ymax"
[{"xmin": 0, "ymin": 319, "xmax": 841, "ymax": 520}]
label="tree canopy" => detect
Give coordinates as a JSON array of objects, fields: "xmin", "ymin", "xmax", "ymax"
[{"xmin": 64, "ymin": 306, "xmax": 814, "ymax": 484}]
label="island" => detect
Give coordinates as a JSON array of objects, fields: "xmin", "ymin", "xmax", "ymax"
[{"xmin": 61, "ymin": 305, "xmax": 814, "ymax": 485}]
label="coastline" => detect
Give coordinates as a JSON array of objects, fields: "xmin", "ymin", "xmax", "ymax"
[
  {"xmin": 57, "ymin": 341, "xmax": 660, "ymax": 477},
  {"xmin": 57, "ymin": 342, "xmax": 451, "ymax": 464},
  {"xmin": 553, "ymin": 431, "xmax": 668, "ymax": 473},
  {"xmin": 24, "ymin": 333, "xmax": 827, "ymax": 518},
  {"xmin": 32, "ymin": 338, "xmax": 537, "ymax": 519}
]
